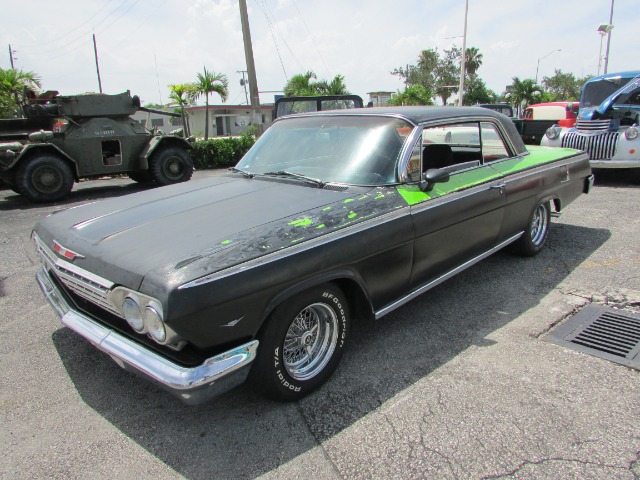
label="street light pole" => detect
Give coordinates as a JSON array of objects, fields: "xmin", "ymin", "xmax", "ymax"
[
  {"xmin": 597, "ymin": 24, "xmax": 613, "ymax": 75},
  {"xmin": 535, "ymin": 49, "xmax": 561, "ymax": 84},
  {"xmin": 457, "ymin": 0, "xmax": 469, "ymax": 106},
  {"xmin": 604, "ymin": 0, "xmax": 615, "ymax": 74}
]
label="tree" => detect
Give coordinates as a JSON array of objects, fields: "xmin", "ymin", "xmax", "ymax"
[
  {"xmin": 194, "ymin": 67, "xmax": 229, "ymax": 140},
  {"xmin": 464, "ymin": 47, "xmax": 483, "ymax": 76},
  {"xmin": 283, "ymin": 71, "xmax": 350, "ymax": 96},
  {"xmin": 542, "ymin": 69, "xmax": 592, "ymax": 101},
  {"xmin": 0, "ymin": 67, "xmax": 42, "ymax": 118},
  {"xmin": 168, "ymin": 83, "xmax": 197, "ymax": 137},
  {"xmin": 392, "ymin": 46, "xmax": 486, "ymax": 105},
  {"xmin": 387, "ymin": 85, "xmax": 434, "ymax": 106},
  {"xmin": 463, "ymin": 76, "xmax": 497, "ymax": 105},
  {"xmin": 504, "ymin": 77, "xmax": 543, "ymax": 115}
]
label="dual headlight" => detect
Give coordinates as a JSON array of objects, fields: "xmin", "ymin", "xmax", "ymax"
[
  {"xmin": 110, "ymin": 287, "xmax": 183, "ymax": 348},
  {"xmin": 121, "ymin": 294, "xmax": 166, "ymax": 342}
]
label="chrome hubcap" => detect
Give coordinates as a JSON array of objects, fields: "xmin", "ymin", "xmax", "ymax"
[
  {"xmin": 530, "ymin": 204, "xmax": 549, "ymax": 246},
  {"xmin": 283, "ymin": 302, "xmax": 339, "ymax": 381}
]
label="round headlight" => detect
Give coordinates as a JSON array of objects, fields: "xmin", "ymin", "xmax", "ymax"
[
  {"xmin": 625, "ymin": 126, "xmax": 639, "ymax": 141},
  {"xmin": 545, "ymin": 125, "xmax": 562, "ymax": 140},
  {"xmin": 144, "ymin": 306, "xmax": 166, "ymax": 343},
  {"xmin": 122, "ymin": 297, "xmax": 144, "ymax": 332}
]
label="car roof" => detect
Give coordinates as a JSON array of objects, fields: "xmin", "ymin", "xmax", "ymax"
[
  {"xmin": 284, "ymin": 105, "xmax": 509, "ymax": 125},
  {"xmin": 276, "ymin": 105, "xmax": 528, "ymax": 156}
]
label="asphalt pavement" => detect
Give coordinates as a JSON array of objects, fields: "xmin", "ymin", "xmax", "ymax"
[{"xmin": 1, "ymin": 169, "xmax": 639, "ymax": 479}]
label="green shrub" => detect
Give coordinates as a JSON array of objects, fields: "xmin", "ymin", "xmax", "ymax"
[{"xmin": 191, "ymin": 129, "xmax": 256, "ymax": 169}]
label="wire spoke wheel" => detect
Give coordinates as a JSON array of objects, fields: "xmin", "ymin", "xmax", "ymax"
[
  {"xmin": 529, "ymin": 203, "xmax": 549, "ymax": 246},
  {"xmin": 283, "ymin": 302, "xmax": 339, "ymax": 381}
]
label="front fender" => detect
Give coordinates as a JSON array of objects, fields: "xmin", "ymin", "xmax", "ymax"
[
  {"xmin": 138, "ymin": 136, "xmax": 193, "ymax": 165},
  {"xmin": 9, "ymin": 144, "xmax": 78, "ymax": 176}
]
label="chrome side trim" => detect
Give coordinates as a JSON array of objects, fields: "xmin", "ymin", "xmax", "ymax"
[
  {"xmin": 374, "ymin": 233, "xmax": 523, "ymax": 319},
  {"xmin": 36, "ymin": 267, "xmax": 258, "ymax": 405},
  {"xmin": 180, "ymin": 205, "xmax": 410, "ymax": 289}
]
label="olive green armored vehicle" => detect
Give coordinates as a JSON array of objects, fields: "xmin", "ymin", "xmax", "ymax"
[{"xmin": 0, "ymin": 91, "xmax": 193, "ymax": 202}]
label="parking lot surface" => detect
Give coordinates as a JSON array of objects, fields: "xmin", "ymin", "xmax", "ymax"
[{"xmin": 1, "ymin": 170, "xmax": 639, "ymax": 479}]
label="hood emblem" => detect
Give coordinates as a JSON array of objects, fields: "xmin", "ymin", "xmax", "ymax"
[{"xmin": 53, "ymin": 240, "xmax": 85, "ymax": 261}]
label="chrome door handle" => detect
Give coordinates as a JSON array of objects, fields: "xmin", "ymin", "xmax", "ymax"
[{"xmin": 490, "ymin": 183, "xmax": 506, "ymax": 190}]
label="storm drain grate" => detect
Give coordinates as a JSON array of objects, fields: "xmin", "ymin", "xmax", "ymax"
[{"xmin": 545, "ymin": 305, "xmax": 640, "ymax": 370}]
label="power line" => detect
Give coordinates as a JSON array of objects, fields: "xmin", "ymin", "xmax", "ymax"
[{"xmin": 291, "ymin": 0, "xmax": 332, "ymax": 79}]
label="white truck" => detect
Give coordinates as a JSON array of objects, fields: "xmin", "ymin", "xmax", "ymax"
[{"xmin": 541, "ymin": 71, "xmax": 640, "ymax": 180}]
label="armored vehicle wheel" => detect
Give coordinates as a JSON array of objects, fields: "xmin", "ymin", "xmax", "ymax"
[
  {"xmin": 513, "ymin": 201, "xmax": 550, "ymax": 257},
  {"xmin": 149, "ymin": 147, "xmax": 193, "ymax": 185},
  {"xmin": 249, "ymin": 284, "xmax": 350, "ymax": 401},
  {"xmin": 15, "ymin": 154, "xmax": 74, "ymax": 203},
  {"xmin": 128, "ymin": 170, "xmax": 154, "ymax": 183}
]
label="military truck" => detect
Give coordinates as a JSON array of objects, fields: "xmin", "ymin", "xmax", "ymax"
[{"xmin": 0, "ymin": 90, "xmax": 193, "ymax": 202}]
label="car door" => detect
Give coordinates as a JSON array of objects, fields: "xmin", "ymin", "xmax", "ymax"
[{"xmin": 397, "ymin": 121, "xmax": 507, "ymax": 289}]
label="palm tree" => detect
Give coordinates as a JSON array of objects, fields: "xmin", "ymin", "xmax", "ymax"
[
  {"xmin": 0, "ymin": 67, "xmax": 42, "ymax": 118},
  {"xmin": 284, "ymin": 71, "xmax": 318, "ymax": 96},
  {"xmin": 168, "ymin": 83, "xmax": 196, "ymax": 137},
  {"xmin": 505, "ymin": 77, "xmax": 543, "ymax": 116},
  {"xmin": 283, "ymin": 71, "xmax": 350, "ymax": 96},
  {"xmin": 194, "ymin": 67, "xmax": 229, "ymax": 140},
  {"xmin": 464, "ymin": 47, "xmax": 483, "ymax": 77},
  {"xmin": 388, "ymin": 85, "xmax": 434, "ymax": 106}
]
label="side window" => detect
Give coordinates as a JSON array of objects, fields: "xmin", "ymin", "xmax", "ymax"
[
  {"xmin": 421, "ymin": 123, "xmax": 482, "ymax": 173},
  {"xmin": 480, "ymin": 122, "xmax": 511, "ymax": 163}
]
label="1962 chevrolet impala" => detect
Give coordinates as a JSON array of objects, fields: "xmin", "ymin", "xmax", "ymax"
[{"xmin": 33, "ymin": 107, "xmax": 593, "ymax": 404}]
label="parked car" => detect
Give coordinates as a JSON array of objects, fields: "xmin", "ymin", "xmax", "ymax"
[
  {"xmin": 542, "ymin": 71, "xmax": 640, "ymax": 177},
  {"xmin": 33, "ymin": 107, "xmax": 593, "ymax": 404}
]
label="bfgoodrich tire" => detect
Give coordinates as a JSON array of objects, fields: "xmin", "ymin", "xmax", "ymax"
[
  {"xmin": 250, "ymin": 284, "xmax": 350, "ymax": 401},
  {"xmin": 513, "ymin": 201, "xmax": 550, "ymax": 256},
  {"xmin": 149, "ymin": 147, "xmax": 193, "ymax": 185},
  {"xmin": 15, "ymin": 154, "xmax": 74, "ymax": 203}
]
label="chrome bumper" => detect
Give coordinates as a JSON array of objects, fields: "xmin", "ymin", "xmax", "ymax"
[
  {"xmin": 590, "ymin": 160, "xmax": 640, "ymax": 169},
  {"xmin": 36, "ymin": 267, "xmax": 258, "ymax": 405}
]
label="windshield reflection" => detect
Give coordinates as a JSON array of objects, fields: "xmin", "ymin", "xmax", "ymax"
[{"xmin": 236, "ymin": 115, "xmax": 413, "ymax": 186}]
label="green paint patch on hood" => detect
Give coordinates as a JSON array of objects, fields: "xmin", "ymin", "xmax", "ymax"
[{"xmin": 289, "ymin": 217, "xmax": 314, "ymax": 227}]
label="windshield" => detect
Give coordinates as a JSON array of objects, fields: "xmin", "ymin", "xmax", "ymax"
[
  {"xmin": 582, "ymin": 76, "xmax": 635, "ymax": 107},
  {"xmin": 236, "ymin": 115, "xmax": 413, "ymax": 185}
]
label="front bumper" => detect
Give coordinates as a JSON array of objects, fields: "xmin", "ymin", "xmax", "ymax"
[
  {"xmin": 590, "ymin": 159, "xmax": 640, "ymax": 169},
  {"xmin": 36, "ymin": 267, "xmax": 258, "ymax": 405}
]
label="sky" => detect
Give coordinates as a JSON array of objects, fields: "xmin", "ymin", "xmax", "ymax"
[{"xmin": 1, "ymin": 0, "xmax": 635, "ymax": 107}]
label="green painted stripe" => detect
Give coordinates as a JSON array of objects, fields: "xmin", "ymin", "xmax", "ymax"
[
  {"xmin": 490, "ymin": 147, "xmax": 579, "ymax": 175},
  {"xmin": 397, "ymin": 165, "xmax": 503, "ymax": 206}
]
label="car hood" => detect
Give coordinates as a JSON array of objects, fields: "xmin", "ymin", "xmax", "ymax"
[
  {"xmin": 34, "ymin": 174, "xmax": 405, "ymax": 291},
  {"xmin": 580, "ymin": 74, "xmax": 640, "ymax": 120}
]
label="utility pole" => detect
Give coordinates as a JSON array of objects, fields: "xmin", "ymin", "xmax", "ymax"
[
  {"xmin": 457, "ymin": 0, "xmax": 469, "ymax": 106},
  {"xmin": 239, "ymin": 0, "xmax": 263, "ymax": 135},
  {"xmin": 604, "ymin": 0, "xmax": 614, "ymax": 74},
  {"xmin": 92, "ymin": 34, "xmax": 103, "ymax": 93},
  {"xmin": 237, "ymin": 70, "xmax": 249, "ymax": 105},
  {"xmin": 8, "ymin": 44, "xmax": 15, "ymax": 68}
]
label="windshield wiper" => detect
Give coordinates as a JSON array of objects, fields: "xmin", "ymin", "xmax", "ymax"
[
  {"xmin": 228, "ymin": 167, "xmax": 254, "ymax": 178},
  {"xmin": 262, "ymin": 171, "xmax": 326, "ymax": 187}
]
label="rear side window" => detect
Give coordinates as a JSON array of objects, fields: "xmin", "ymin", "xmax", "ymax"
[{"xmin": 480, "ymin": 122, "xmax": 510, "ymax": 163}]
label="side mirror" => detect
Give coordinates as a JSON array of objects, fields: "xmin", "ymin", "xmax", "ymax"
[{"xmin": 419, "ymin": 168, "xmax": 450, "ymax": 192}]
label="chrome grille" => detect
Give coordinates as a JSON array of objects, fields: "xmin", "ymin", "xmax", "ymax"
[
  {"xmin": 561, "ymin": 132, "xmax": 619, "ymax": 160},
  {"xmin": 575, "ymin": 119, "xmax": 611, "ymax": 133},
  {"xmin": 34, "ymin": 235, "xmax": 120, "ymax": 317}
]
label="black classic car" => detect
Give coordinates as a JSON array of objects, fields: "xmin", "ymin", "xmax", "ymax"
[{"xmin": 34, "ymin": 107, "xmax": 593, "ymax": 404}]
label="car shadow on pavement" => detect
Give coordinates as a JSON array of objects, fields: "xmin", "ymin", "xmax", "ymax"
[
  {"xmin": 51, "ymin": 222, "xmax": 610, "ymax": 480},
  {"xmin": 0, "ymin": 179, "xmax": 155, "ymax": 211}
]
